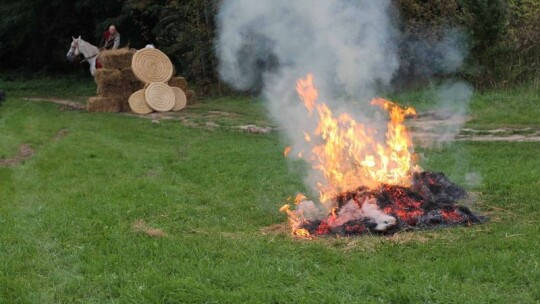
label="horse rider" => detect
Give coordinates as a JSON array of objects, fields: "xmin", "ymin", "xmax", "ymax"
[{"xmin": 100, "ymin": 25, "xmax": 121, "ymax": 50}]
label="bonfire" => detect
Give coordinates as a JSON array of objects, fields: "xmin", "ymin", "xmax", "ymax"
[{"xmin": 280, "ymin": 74, "xmax": 486, "ymax": 237}]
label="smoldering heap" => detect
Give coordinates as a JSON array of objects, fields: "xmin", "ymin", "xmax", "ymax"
[{"xmin": 288, "ymin": 171, "xmax": 487, "ymax": 237}]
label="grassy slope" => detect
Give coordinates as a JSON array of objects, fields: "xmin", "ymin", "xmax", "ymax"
[{"xmin": 0, "ymin": 78, "xmax": 538, "ymax": 303}]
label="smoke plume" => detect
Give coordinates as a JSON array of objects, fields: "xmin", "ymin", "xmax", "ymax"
[
  {"xmin": 217, "ymin": 0, "xmax": 398, "ymax": 191},
  {"xmin": 217, "ymin": 0, "xmax": 398, "ymax": 96},
  {"xmin": 216, "ymin": 0, "xmax": 473, "ymax": 205}
]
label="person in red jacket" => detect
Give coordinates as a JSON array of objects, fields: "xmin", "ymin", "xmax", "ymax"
[{"xmin": 100, "ymin": 25, "xmax": 121, "ymax": 50}]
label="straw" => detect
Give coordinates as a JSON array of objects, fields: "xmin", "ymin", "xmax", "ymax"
[
  {"xmin": 87, "ymin": 97, "xmax": 122, "ymax": 112},
  {"xmin": 128, "ymin": 89, "xmax": 153, "ymax": 114},
  {"xmin": 131, "ymin": 48, "xmax": 174, "ymax": 83},
  {"xmin": 168, "ymin": 76, "xmax": 188, "ymax": 91},
  {"xmin": 171, "ymin": 87, "xmax": 187, "ymax": 111},
  {"xmin": 144, "ymin": 82, "xmax": 175, "ymax": 112}
]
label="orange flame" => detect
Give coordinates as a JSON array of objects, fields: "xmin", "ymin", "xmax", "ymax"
[
  {"xmin": 295, "ymin": 74, "xmax": 418, "ymax": 201},
  {"xmin": 296, "ymin": 74, "xmax": 318, "ymax": 114},
  {"xmin": 283, "ymin": 146, "xmax": 292, "ymax": 157},
  {"xmin": 280, "ymin": 74, "xmax": 419, "ymax": 237}
]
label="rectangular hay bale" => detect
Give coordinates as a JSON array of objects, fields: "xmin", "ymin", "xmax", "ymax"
[
  {"xmin": 129, "ymin": 81, "xmax": 145, "ymax": 92},
  {"xmin": 99, "ymin": 48, "xmax": 136, "ymax": 69},
  {"xmin": 121, "ymin": 67, "xmax": 138, "ymax": 83},
  {"xmin": 94, "ymin": 68, "xmax": 124, "ymax": 87},
  {"xmin": 117, "ymin": 97, "xmax": 130, "ymax": 112},
  {"xmin": 97, "ymin": 83, "xmax": 132, "ymax": 99},
  {"xmin": 168, "ymin": 76, "xmax": 188, "ymax": 91},
  {"xmin": 87, "ymin": 97, "xmax": 122, "ymax": 113}
]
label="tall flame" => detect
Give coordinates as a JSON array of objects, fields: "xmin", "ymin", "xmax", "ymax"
[{"xmin": 289, "ymin": 73, "xmax": 418, "ymax": 203}]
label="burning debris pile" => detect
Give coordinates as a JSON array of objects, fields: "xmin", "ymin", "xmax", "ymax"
[
  {"xmin": 280, "ymin": 74, "xmax": 486, "ymax": 237},
  {"xmin": 282, "ymin": 171, "xmax": 486, "ymax": 237}
]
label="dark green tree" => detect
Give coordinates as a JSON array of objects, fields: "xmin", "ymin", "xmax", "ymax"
[{"xmin": 0, "ymin": 0, "xmax": 124, "ymax": 73}]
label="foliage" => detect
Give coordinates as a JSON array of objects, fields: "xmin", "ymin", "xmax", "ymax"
[
  {"xmin": 396, "ymin": 0, "xmax": 540, "ymax": 88},
  {"xmin": 393, "ymin": 0, "xmax": 465, "ymax": 89},
  {"xmin": 459, "ymin": 0, "xmax": 508, "ymax": 87},
  {"xmin": 0, "ymin": 0, "xmax": 538, "ymax": 90},
  {"xmin": 0, "ymin": 0, "xmax": 125, "ymax": 72},
  {"xmin": 494, "ymin": 0, "xmax": 540, "ymax": 86},
  {"xmin": 122, "ymin": 0, "xmax": 220, "ymax": 91}
]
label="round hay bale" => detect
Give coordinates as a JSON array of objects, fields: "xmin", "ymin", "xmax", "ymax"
[
  {"xmin": 87, "ymin": 97, "xmax": 122, "ymax": 113},
  {"xmin": 144, "ymin": 82, "xmax": 175, "ymax": 112},
  {"xmin": 131, "ymin": 48, "xmax": 174, "ymax": 83},
  {"xmin": 128, "ymin": 89, "xmax": 153, "ymax": 114},
  {"xmin": 185, "ymin": 89, "xmax": 197, "ymax": 105},
  {"xmin": 168, "ymin": 76, "xmax": 188, "ymax": 91},
  {"xmin": 99, "ymin": 48, "xmax": 136, "ymax": 69},
  {"xmin": 171, "ymin": 87, "xmax": 187, "ymax": 111}
]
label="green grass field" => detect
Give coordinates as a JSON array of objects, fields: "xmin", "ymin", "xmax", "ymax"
[{"xmin": 0, "ymin": 77, "xmax": 538, "ymax": 303}]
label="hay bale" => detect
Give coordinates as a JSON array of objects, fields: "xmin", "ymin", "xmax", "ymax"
[
  {"xmin": 185, "ymin": 89, "xmax": 197, "ymax": 105},
  {"xmin": 171, "ymin": 87, "xmax": 187, "ymax": 111},
  {"xmin": 87, "ymin": 97, "xmax": 122, "ymax": 113},
  {"xmin": 120, "ymin": 67, "xmax": 139, "ymax": 83},
  {"xmin": 118, "ymin": 98, "xmax": 131, "ymax": 112},
  {"xmin": 94, "ymin": 68, "xmax": 124, "ymax": 87},
  {"xmin": 129, "ymin": 81, "xmax": 146, "ymax": 92},
  {"xmin": 168, "ymin": 76, "xmax": 188, "ymax": 91},
  {"xmin": 97, "ymin": 84, "xmax": 131, "ymax": 99},
  {"xmin": 131, "ymin": 48, "xmax": 174, "ymax": 83},
  {"xmin": 99, "ymin": 48, "xmax": 136, "ymax": 69},
  {"xmin": 145, "ymin": 82, "xmax": 175, "ymax": 112},
  {"xmin": 128, "ymin": 89, "xmax": 153, "ymax": 114}
]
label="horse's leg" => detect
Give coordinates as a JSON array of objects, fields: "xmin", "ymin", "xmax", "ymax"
[{"xmin": 90, "ymin": 59, "xmax": 96, "ymax": 76}]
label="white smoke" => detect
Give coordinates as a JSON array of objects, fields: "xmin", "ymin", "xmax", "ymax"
[
  {"xmin": 216, "ymin": 0, "xmax": 472, "ymax": 218},
  {"xmin": 217, "ymin": 0, "xmax": 399, "ymax": 197},
  {"xmin": 434, "ymin": 80, "xmax": 474, "ymax": 143},
  {"xmin": 295, "ymin": 200, "xmax": 325, "ymax": 222},
  {"xmin": 217, "ymin": 0, "xmax": 398, "ymax": 99},
  {"xmin": 399, "ymin": 28, "xmax": 468, "ymax": 79}
]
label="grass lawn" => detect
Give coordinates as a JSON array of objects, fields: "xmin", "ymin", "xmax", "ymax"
[{"xmin": 0, "ymin": 77, "xmax": 538, "ymax": 303}]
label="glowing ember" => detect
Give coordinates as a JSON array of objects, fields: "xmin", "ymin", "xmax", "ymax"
[{"xmin": 280, "ymin": 74, "xmax": 486, "ymax": 237}]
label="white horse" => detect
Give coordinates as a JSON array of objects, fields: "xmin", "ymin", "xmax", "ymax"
[{"xmin": 66, "ymin": 36, "xmax": 100, "ymax": 76}]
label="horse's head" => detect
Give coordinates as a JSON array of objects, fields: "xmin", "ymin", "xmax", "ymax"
[{"xmin": 66, "ymin": 36, "xmax": 81, "ymax": 62}]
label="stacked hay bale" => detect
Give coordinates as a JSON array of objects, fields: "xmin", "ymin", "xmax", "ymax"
[
  {"xmin": 128, "ymin": 48, "xmax": 194, "ymax": 114},
  {"xmin": 168, "ymin": 76, "xmax": 197, "ymax": 105},
  {"xmin": 88, "ymin": 48, "xmax": 143, "ymax": 112},
  {"xmin": 88, "ymin": 47, "xmax": 196, "ymax": 113}
]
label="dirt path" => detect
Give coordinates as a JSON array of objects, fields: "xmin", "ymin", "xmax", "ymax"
[
  {"xmin": 25, "ymin": 97, "xmax": 540, "ymax": 142},
  {"xmin": 408, "ymin": 110, "xmax": 540, "ymax": 144},
  {"xmin": 23, "ymin": 97, "xmax": 86, "ymax": 110},
  {"xmin": 0, "ymin": 144, "xmax": 34, "ymax": 166},
  {"xmin": 0, "ymin": 129, "xmax": 69, "ymax": 167}
]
